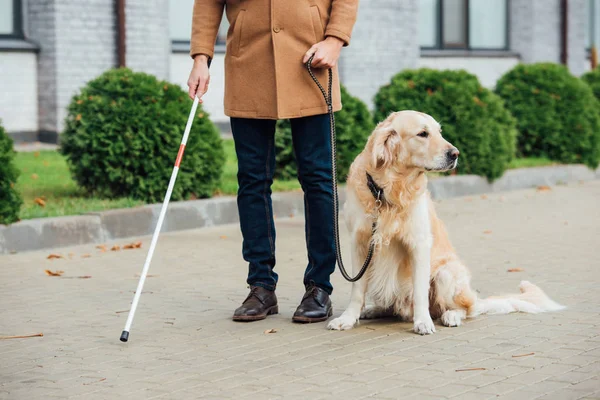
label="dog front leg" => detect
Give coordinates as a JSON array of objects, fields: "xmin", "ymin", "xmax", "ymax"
[
  {"xmin": 327, "ymin": 243, "xmax": 368, "ymax": 331},
  {"xmin": 410, "ymin": 196, "xmax": 435, "ymax": 335}
]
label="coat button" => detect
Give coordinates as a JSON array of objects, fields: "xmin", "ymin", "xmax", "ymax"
[{"xmin": 273, "ymin": 26, "xmax": 281, "ymax": 33}]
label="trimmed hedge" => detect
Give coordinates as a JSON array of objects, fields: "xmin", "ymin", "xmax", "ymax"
[
  {"xmin": 581, "ymin": 67, "xmax": 600, "ymax": 101},
  {"xmin": 374, "ymin": 68, "xmax": 517, "ymax": 181},
  {"xmin": 275, "ymin": 85, "xmax": 374, "ymax": 182},
  {"xmin": 496, "ymin": 63, "xmax": 600, "ymax": 168},
  {"xmin": 61, "ymin": 68, "xmax": 225, "ymax": 203},
  {"xmin": 0, "ymin": 121, "xmax": 22, "ymax": 225}
]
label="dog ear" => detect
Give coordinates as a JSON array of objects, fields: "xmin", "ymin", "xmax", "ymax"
[{"xmin": 372, "ymin": 125, "xmax": 400, "ymax": 170}]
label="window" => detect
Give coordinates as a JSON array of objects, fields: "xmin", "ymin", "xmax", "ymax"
[
  {"xmin": 586, "ymin": 0, "xmax": 600, "ymax": 49},
  {"xmin": 0, "ymin": 0, "xmax": 23, "ymax": 38},
  {"xmin": 169, "ymin": 0, "xmax": 228, "ymax": 47},
  {"xmin": 419, "ymin": 0, "xmax": 508, "ymax": 50}
]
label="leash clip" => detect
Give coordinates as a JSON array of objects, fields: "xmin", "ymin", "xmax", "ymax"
[{"xmin": 372, "ymin": 191, "xmax": 382, "ymax": 219}]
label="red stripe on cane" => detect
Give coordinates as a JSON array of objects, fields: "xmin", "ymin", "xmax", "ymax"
[{"xmin": 175, "ymin": 144, "xmax": 186, "ymax": 167}]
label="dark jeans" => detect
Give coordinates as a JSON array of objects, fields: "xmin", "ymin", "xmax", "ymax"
[{"xmin": 230, "ymin": 114, "xmax": 336, "ymax": 295}]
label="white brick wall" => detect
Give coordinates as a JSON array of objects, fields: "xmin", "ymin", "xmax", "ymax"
[
  {"xmin": 418, "ymin": 56, "xmax": 520, "ymax": 89},
  {"xmin": 509, "ymin": 0, "xmax": 587, "ymax": 74},
  {"xmin": 126, "ymin": 0, "xmax": 170, "ymax": 80},
  {"xmin": 0, "ymin": 52, "xmax": 38, "ymax": 132},
  {"xmin": 340, "ymin": 0, "xmax": 419, "ymax": 109}
]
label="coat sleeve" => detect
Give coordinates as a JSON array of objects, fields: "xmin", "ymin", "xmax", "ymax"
[
  {"xmin": 189, "ymin": 0, "xmax": 225, "ymax": 59},
  {"xmin": 325, "ymin": 0, "xmax": 359, "ymax": 46}
]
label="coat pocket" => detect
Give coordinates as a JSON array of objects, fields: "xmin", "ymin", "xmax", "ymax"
[
  {"xmin": 310, "ymin": 6, "xmax": 324, "ymax": 42},
  {"xmin": 230, "ymin": 10, "xmax": 246, "ymax": 57}
]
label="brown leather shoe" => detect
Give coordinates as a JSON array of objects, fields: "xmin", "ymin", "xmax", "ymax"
[
  {"xmin": 292, "ymin": 285, "xmax": 332, "ymax": 323},
  {"xmin": 233, "ymin": 286, "xmax": 278, "ymax": 322}
]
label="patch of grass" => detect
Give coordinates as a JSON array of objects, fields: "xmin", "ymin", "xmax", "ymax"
[
  {"xmin": 14, "ymin": 151, "xmax": 143, "ymax": 220},
  {"xmin": 217, "ymin": 139, "xmax": 301, "ymax": 196},
  {"xmin": 13, "ymin": 143, "xmax": 561, "ymax": 221},
  {"xmin": 508, "ymin": 157, "xmax": 556, "ymax": 169}
]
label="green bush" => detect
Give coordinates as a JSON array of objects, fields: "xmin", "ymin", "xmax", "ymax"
[
  {"xmin": 61, "ymin": 68, "xmax": 225, "ymax": 203},
  {"xmin": 496, "ymin": 63, "xmax": 600, "ymax": 168},
  {"xmin": 374, "ymin": 68, "xmax": 517, "ymax": 180},
  {"xmin": 0, "ymin": 121, "xmax": 22, "ymax": 225},
  {"xmin": 581, "ymin": 67, "xmax": 600, "ymax": 101},
  {"xmin": 275, "ymin": 85, "xmax": 375, "ymax": 182}
]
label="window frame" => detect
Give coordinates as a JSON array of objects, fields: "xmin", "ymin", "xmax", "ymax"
[
  {"xmin": 421, "ymin": 0, "xmax": 510, "ymax": 51},
  {"xmin": 0, "ymin": 0, "xmax": 24, "ymax": 39}
]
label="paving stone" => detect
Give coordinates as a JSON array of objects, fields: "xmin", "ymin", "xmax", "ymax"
[{"xmin": 1, "ymin": 182, "xmax": 598, "ymax": 398}]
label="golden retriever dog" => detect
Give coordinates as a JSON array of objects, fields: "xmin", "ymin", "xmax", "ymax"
[{"xmin": 328, "ymin": 111, "xmax": 564, "ymax": 335}]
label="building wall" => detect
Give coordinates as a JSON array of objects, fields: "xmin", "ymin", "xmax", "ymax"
[
  {"xmin": 0, "ymin": 52, "xmax": 38, "ymax": 133},
  {"xmin": 170, "ymin": 52, "xmax": 227, "ymax": 123},
  {"xmin": 340, "ymin": 0, "xmax": 420, "ymax": 108},
  {"xmin": 567, "ymin": 0, "xmax": 588, "ymax": 76},
  {"xmin": 418, "ymin": 56, "xmax": 521, "ymax": 88},
  {"xmin": 126, "ymin": 0, "xmax": 170, "ymax": 80},
  {"xmin": 25, "ymin": 0, "xmax": 171, "ymax": 138},
  {"xmin": 26, "ymin": 0, "xmax": 59, "ymax": 134}
]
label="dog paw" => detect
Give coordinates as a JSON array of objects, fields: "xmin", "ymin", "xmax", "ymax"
[
  {"xmin": 441, "ymin": 310, "xmax": 463, "ymax": 327},
  {"xmin": 413, "ymin": 317, "xmax": 436, "ymax": 335},
  {"xmin": 327, "ymin": 315, "xmax": 358, "ymax": 331}
]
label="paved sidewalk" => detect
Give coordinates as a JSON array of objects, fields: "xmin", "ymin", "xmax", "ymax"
[{"xmin": 1, "ymin": 182, "xmax": 599, "ymax": 400}]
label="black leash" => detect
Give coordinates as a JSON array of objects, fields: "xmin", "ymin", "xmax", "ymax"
[{"xmin": 305, "ymin": 54, "xmax": 380, "ymax": 283}]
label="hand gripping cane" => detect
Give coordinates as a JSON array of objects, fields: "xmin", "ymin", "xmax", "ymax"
[{"xmin": 120, "ymin": 97, "xmax": 200, "ymax": 343}]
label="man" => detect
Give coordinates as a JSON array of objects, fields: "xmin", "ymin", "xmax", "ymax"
[{"xmin": 187, "ymin": 0, "xmax": 358, "ymax": 323}]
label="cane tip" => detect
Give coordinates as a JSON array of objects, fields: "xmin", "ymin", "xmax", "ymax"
[{"xmin": 120, "ymin": 331, "xmax": 129, "ymax": 342}]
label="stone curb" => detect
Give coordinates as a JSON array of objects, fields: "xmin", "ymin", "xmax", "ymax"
[{"xmin": 0, "ymin": 165, "xmax": 597, "ymax": 254}]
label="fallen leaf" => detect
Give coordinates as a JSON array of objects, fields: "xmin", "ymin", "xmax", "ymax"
[
  {"xmin": 115, "ymin": 310, "xmax": 129, "ymax": 314},
  {"xmin": 480, "ymin": 195, "xmax": 488, "ymax": 200},
  {"xmin": 43, "ymin": 161, "xmax": 49, "ymax": 167},
  {"xmin": 483, "ymin": 230, "xmax": 492, "ymax": 234},
  {"xmin": 219, "ymin": 236, "xmax": 227, "ymax": 240},
  {"xmin": 78, "ymin": 276, "xmax": 92, "ymax": 279},
  {"xmin": 96, "ymin": 245, "xmax": 107, "ymax": 252},
  {"xmin": 123, "ymin": 242, "xmax": 142, "ymax": 250},
  {"xmin": 31, "ymin": 173, "xmax": 39, "ymax": 180},
  {"xmin": 47, "ymin": 254, "xmax": 64, "ymax": 260},
  {"xmin": 264, "ymin": 329, "xmax": 277, "ymax": 334},
  {"xmin": 464, "ymin": 197, "xmax": 473, "ymax": 202},
  {"xmin": 455, "ymin": 368, "xmax": 487, "ymax": 372},
  {"xmin": 34, "ymin": 151, "xmax": 40, "ymax": 158},
  {"xmin": 81, "ymin": 254, "xmax": 91, "ymax": 258},
  {"xmin": 44, "ymin": 269, "xmax": 64, "ymax": 276},
  {"xmin": 564, "ymin": 221, "xmax": 568, "ymax": 226},
  {"xmin": 0, "ymin": 333, "xmax": 43, "ymax": 340},
  {"xmin": 512, "ymin": 352, "xmax": 535, "ymax": 358},
  {"xmin": 111, "ymin": 245, "xmax": 121, "ymax": 251},
  {"xmin": 34, "ymin": 197, "xmax": 46, "ymax": 207},
  {"xmin": 536, "ymin": 185, "xmax": 551, "ymax": 192},
  {"xmin": 507, "ymin": 268, "xmax": 524, "ymax": 272},
  {"xmin": 83, "ymin": 378, "xmax": 106, "ymax": 385},
  {"xmin": 499, "ymin": 196, "xmax": 506, "ymax": 202},
  {"xmin": 68, "ymin": 253, "xmax": 74, "ymax": 259}
]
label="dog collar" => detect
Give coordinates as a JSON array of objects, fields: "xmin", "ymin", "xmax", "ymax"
[{"xmin": 366, "ymin": 173, "xmax": 385, "ymax": 205}]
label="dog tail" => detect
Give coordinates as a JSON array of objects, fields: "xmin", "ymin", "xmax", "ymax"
[{"xmin": 469, "ymin": 280, "xmax": 565, "ymax": 317}]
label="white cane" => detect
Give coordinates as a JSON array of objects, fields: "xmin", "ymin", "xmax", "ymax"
[{"xmin": 120, "ymin": 96, "xmax": 200, "ymax": 342}]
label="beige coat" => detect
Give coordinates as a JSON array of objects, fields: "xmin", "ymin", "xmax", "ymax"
[{"xmin": 190, "ymin": 0, "xmax": 358, "ymax": 119}]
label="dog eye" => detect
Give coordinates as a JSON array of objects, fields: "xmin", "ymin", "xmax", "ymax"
[{"xmin": 417, "ymin": 131, "xmax": 429, "ymax": 138}]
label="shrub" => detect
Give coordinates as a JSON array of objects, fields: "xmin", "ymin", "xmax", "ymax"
[
  {"xmin": 374, "ymin": 68, "xmax": 517, "ymax": 181},
  {"xmin": 496, "ymin": 63, "xmax": 600, "ymax": 168},
  {"xmin": 61, "ymin": 68, "xmax": 225, "ymax": 203},
  {"xmin": 0, "ymin": 121, "xmax": 22, "ymax": 224},
  {"xmin": 581, "ymin": 67, "xmax": 600, "ymax": 101},
  {"xmin": 275, "ymin": 85, "xmax": 375, "ymax": 182}
]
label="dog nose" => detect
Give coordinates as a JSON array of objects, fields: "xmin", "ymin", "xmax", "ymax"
[{"xmin": 447, "ymin": 148, "xmax": 460, "ymax": 161}]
